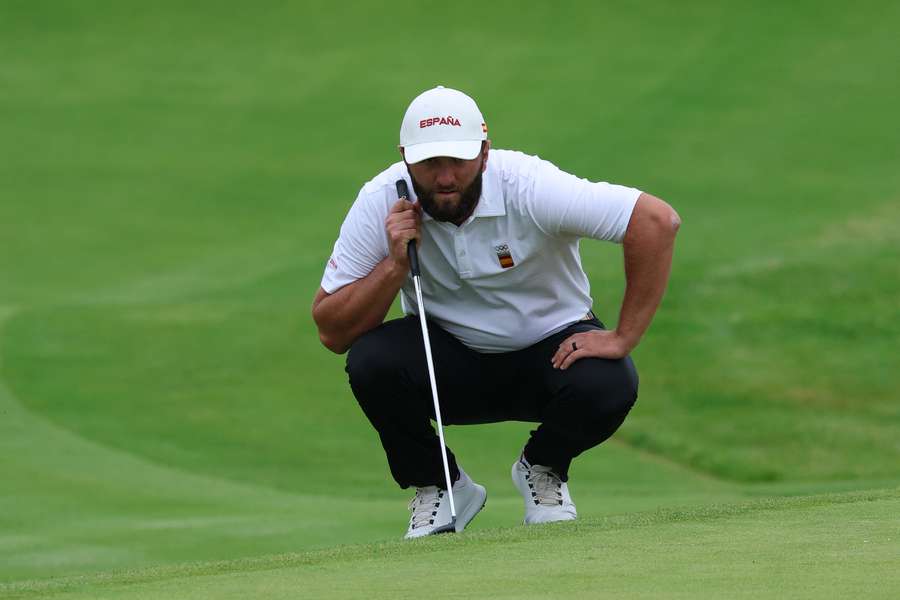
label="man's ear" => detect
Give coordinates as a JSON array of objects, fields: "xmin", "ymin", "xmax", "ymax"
[
  {"xmin": 481, "ymin": 140, "xmax": 491, "ymax": 172},
  {"xmin": 398, "ymin": 145, "xmax": 406, "ymax": 161}
]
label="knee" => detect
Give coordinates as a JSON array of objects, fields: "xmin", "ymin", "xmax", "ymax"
[
  {"xmin": 569, "ymin": 357, "xmax": 639, "ymax": 419},
  {"xmin": 345, "ymin": 322, "xmax": 417, "ymax": 392},
  {"xmin": 346, "ymin": 329, "xmax": 394, "ymax": 387}
]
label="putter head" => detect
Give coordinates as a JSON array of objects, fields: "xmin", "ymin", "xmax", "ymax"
[{"xmin": 431, "ymin": 517, "xmax": 457, "ymax": 535}]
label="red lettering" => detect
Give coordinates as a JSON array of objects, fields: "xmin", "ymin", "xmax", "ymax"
[{"xmin": 418, "ymin": 115, "xmax": 462, "ymax": 128}]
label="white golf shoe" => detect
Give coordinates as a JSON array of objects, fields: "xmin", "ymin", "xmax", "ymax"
[
  {"xmin": 511, "ymin": 454, "xmax": 577, "ymax": 524},
  {"xmin": 404, "ymin": 468, "xmax": 487, "ymax": 539}
]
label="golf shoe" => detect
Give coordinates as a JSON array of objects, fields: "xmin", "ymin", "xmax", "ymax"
[
  {"xmin": 511, "ymin": 454, "xmax": 577, "ymax": 524},
  {"xmin": 404, "ymin": 468, "xmax": 486, "ymax": 539}
]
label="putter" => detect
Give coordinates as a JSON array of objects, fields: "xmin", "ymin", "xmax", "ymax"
[{"xmin": 396, "ymin": 179, "xmax": 457, "ymax": 532}]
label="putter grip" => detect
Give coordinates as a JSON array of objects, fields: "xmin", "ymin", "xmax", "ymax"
[{"xmin": 395, "ymin": 179, "xmax": 421, "ymax": 276}]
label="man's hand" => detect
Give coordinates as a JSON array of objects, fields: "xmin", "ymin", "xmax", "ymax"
[
  {"xmin": 385, "ymin": 198, "xmax": 422, "ymax": 272},
  {"xmin": 550, "ymin": 330, "xmax": 634, "ymax": 370}
]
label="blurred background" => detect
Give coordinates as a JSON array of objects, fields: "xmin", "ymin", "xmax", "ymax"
[{"xmin": 1, "ymin": 0, "xmax": 898, "ymax": 585}]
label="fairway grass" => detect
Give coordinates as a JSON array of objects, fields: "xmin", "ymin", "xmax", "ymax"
[{"xmin": 3, "ymin": 489, "xmax": 897, "ymax": 599}]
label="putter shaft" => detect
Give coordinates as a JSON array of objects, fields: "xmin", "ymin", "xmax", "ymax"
[
  {"xmin": 412, "ymin": 272, "xmax": 457, "ymax": 519},
  {"xmin": 396, "ymin": 179, "xmax": 457, "ymax": 522}
]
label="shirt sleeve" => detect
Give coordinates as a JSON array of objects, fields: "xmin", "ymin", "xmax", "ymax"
[
  {"xmin": 320, "ymin": 187, "xmax": 390, "ymax": 294},
  {"xmin": 524, "ymin": 156, "xmax": 641, "ymax": 242}
]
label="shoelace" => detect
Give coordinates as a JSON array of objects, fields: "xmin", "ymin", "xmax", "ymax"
[
  {"xmin": 525, "ymin": 466, "xmax": 564, "ymax": 506},
  {"xmin": 408, "ymin": 486, "xmax": 444, "ymax": 529}
]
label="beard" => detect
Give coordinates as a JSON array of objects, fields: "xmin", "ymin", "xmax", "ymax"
[{"xmin": 408, "ymin": 161, "xmax": 484, "ymax": 224}]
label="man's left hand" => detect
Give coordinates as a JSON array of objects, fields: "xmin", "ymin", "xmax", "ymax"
[{"xmin": 551, "ymin": 330, "xmax": 634, "ymax": 370}]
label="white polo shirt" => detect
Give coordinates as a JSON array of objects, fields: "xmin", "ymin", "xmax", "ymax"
[{"xmin": 321, "ymin": 149, "xmax": 641, "ymax": 353}]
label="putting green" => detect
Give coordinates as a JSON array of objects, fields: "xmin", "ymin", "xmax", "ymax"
[{"xmin": 3, "ymin": 490, "xmax": 897, "ymax": 599}]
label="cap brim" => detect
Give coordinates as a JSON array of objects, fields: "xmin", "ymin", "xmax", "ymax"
[{"xmin": 403, "ymin": 140, "xmax": 482, "ymax": 164}]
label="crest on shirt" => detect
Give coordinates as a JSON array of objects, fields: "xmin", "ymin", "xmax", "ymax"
[{"xmin": 494, "ymin": 243, "xmax": 514, "ymax": 269}]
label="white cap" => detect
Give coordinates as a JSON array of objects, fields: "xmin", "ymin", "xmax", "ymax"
[{"xmin": 399, "ymin": 86, "xmax": 487, "ymax": 164}]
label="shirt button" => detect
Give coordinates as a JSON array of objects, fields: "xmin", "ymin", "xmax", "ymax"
[{"xmin": 460, "ymin": 250, "xmax": 466, "ymax": 256}]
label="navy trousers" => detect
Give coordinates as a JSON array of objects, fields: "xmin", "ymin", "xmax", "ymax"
[{"xmin": 345, "ymin": 315, "xmax": 638, "ymax": 489}]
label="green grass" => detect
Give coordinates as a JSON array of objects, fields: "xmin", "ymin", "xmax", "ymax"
[
  {"xmin": 1, "ymin": 0, "xmax": 898, "ymax": 596},
  {"xmin": 3, "ymin": 490, "xmax": 898, "ymax": 599}
]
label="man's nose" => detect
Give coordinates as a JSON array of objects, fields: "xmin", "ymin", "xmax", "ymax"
[{"xmin": 434, "ymin": 162, "xmax": 456, "ymax": 187}]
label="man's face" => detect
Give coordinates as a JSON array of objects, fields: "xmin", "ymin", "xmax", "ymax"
[{"xmin": 402, "ymin": 142, "xmax": 489, "ymax": 225}]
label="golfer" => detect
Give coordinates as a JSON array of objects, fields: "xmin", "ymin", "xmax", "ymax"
[{"xmin": 313, "ymin": 86, "xmax": 680, "ymax": 538}]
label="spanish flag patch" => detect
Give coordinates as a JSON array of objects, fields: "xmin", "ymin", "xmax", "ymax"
[{"xmin": 494, "ymin": 243, "xmax": 514, "ymax": 268}]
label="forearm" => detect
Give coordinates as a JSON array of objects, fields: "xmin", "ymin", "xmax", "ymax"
[
  {"xmin": 616, "ymin": 194, "xmax": 680, "ymax": 350},
  {"xmin": 313, "ymin": 258, "xmax": 408, "ymax": 354}
]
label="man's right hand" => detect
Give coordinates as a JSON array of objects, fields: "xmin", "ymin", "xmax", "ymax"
[
  {"xmin": 384, "ymin": 198, "xmax": 422, "ymax": 272},
  {"xmin": 312, "ymin": 197, "xmax": 422, "ymax": 354}
]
